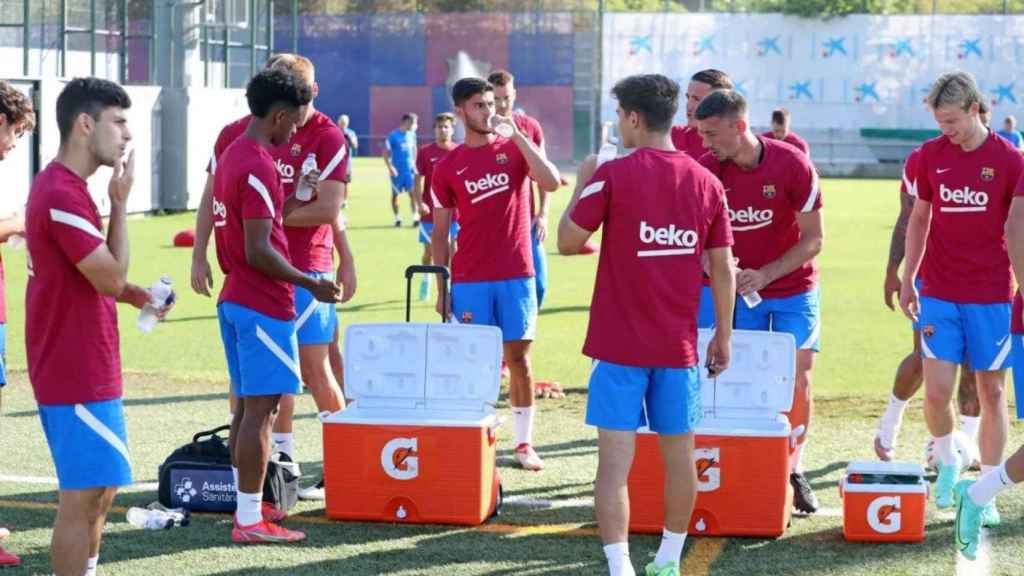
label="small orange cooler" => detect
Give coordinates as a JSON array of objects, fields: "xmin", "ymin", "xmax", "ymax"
[
  {"xmin": 628, "ymin": 329, "xmax": 798, "ymax": 537},
  {"xmin": 840, "ymin": 461, "xmax": 927, "ymax": 543},
  {"xmin": 322, "ymin": 322, "xmax": 503, "ymax": 525}
]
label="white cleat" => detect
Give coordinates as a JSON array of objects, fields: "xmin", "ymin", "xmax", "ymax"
[{"xmin": 514, "ymin": 443, "xmax": 545, "ymax": 471}]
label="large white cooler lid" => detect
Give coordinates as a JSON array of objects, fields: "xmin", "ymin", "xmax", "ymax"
[
  {"xmin": 339, "ymin": 323, "xmax": 502, "ymax": 414},
  {"xmin": 697, "ymin": 328, "xmax": 796, "ymax": 419},
  {"xmin": 842, "ymin": 460, "xmax": 927, "ymax": 494},
  {"xmin": 845, "ymin": 460, "xmax": 926, "ymax": 478}
]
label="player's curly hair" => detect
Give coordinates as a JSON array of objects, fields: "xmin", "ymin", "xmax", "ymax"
[
  {"xmin": 0, "ymin": 80, "xmax": 34, "ymax": 133},
  {"xmin": 611, "ymin": 74, "xmax": 679, "ymax": 133},
  {"xmin": 56, "ymin": 77, "xmax": 131, "ymax": 143},
  {"xmin": 245, "ymin": 69, "xmax": 312, "ymax": 119}
]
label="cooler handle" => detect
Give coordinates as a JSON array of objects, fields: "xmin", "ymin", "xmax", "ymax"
[{"xmin": 405, "ymin": 265, "xmax": 450, "ymax": 323}]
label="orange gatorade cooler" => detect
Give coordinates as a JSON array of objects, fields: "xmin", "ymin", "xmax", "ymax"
[
  {"xmin": 841, "ymin": 461, "xmax": 927, "ymax": 543},
  {"xmin": 322, "ymin": 322, "xmax": 503, "ymax": 526},
  {"xmin": 629, "ymin": 329, "xmax": 798, "ymax": 537}
]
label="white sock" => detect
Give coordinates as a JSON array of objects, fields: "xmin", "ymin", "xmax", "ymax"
[
  {"xmin": 877, "ymin": 394, "xmax": 909, "ymax": 448},
  {"xmin": 959, "ymin": 415, "xmax": 981, "ymax": 443},
  {"xmin": 653, "ymin": 528, "xmax": 687, "ymax": 566},
  {"xmin": 512, "ymin": 406, "xmax": 535, "ymax": 447},
  {"xmin": 85, "ymin": 555, "xmax": 98, "ymax": 576},
  {"xmin": 232, "ymin": 466, "xmax": 239, "ymax": 490},
  {"xmin": 791, "ymin": 441, "xmax": 807, "ymax": 474},
  {"xmin": 272, "ymin": 433, "xmax": 294, "ymax": 458},
  {"xmin": 603, "ymin": 542, "xmax": 634, "ymax": 576},
  {"xmin": 968, "ymin": 462, "xmax": 1014, "ymax": 506},
  {"xmin": 235, "ymin": 490, "xmax": 263, "ymax": 527},
  {"xmin": 934, "ymin": 433, "xmax": 958, "ymax": 467}
]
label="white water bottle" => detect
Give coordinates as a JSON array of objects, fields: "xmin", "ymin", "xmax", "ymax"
[
  {"xmin": 126, "ymin": 507, "xmax": 173, "ymax": 530},
  {"xmin": 137, "ymin": 275, "xmax": 173, "ymax": 333},
  {"xmin": 489, "ymin": 115, "xmax": 514, "ymax": 138},
  {"xmin": 295, "ymin": 153, "xmax": 318, "ymax": 201}
]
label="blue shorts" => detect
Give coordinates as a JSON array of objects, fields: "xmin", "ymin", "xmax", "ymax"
[
  {"xmin": 0, "ymin": 323, "xmax": 7, "ymax": 387},
  {"xmin": 391, "ymin": 171, "xmax": 414, "ymax": 195},
  {"xmin": 735, "ymin": 287, "xmax": 821, "ymax": 351},
  {"xmin": 1012, "ymin": 334, "xmax": 1024, "ymax": 420},
  {"xmin": 419, "ymin": 221, "xmax": 460, "ymax": 244},
  {"xmin": 697, "ymin": 285, "xmax": 715, "ymax": 329},
  {"xmin": 294, "ymin": 272, "xmax": 339, "ymax": 346},
  {"xmin": 585, "ymin": 360, "xmax": 702, "ymax": 435},
  {"xmin": 531, "ymin": 224, "xmax": 548, "ymax": 309},
  {"xmin": 452, "ymin": 278, "xmax": 537, "ymax": 342},
  {"xmin": 218, "ymin": 302, "xmax": 302, "ymax": 397},
  {"xmin": 919, "ymin": 296, "xmax": 1011, "ymax": 370},
  {"xmin": 39, "ymin": 399, "xmax": 132, "ymax": 490}
]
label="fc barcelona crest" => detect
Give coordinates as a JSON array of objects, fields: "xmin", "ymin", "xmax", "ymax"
[
  {"xmin": 981, "ymin": 167, "xmax": 995, "ymax": 181},
  {"xmin": 290, "ymin": 143, "xmax": 302, "ymax": 157},
  {"xmin": 496, "ymin": 153, "xmax": 509, "ymax": 165},
  {"xmin": 763, "ymin": 184, "xmax": 777, "ymax": 199}
]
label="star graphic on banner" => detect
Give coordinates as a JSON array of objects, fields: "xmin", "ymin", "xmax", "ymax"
[
  {"xmin": 734, "ymin": 81, "xmax": 747, "ymax": 96},
  {"xmin": 823, "ymin": 37, "xmax": 847, "ymax": 57},
  {"xmin": 696, "ymin": 35, "xmax": 716, "ymax": 56},
  {"xmin": 757, "ymin": 36, "xmax": 782, "ymax": 56},
  {"xmin": 629, "ymin": 34, "xmax": 653, "ymax": 56},
  {"xmin": 854, "ymin": 82, "xmax": 880, "ymax": 102},
  {"xmin": 790, "ymin": 81, "xmax": 813, "ymax": 100},
  {"xmin": 891, "ymin": 38, "xmax": 914, "ymax": 58},
  {"xmin": 995, "ymin": 83, "xmax": 1016, "ymax": 104},
  {"xmin": 958, "ymin": 38, "xmax": 982, "ymax": 59}
]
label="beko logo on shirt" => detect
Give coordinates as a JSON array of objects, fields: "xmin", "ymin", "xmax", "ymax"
[
  {"xmin": 638, "ymin": 220, "xmax": 698, "ymax": 257},
  {"xmin": 466, "ymin": 172, "xmax": 510, "ymax": 204},
  {"xmin": 938, "ymin": 183, "xmax": 988, "ymax": 213},
  {"xmin": 274, "ymin": 158, "xmax": 295, "ymax": 183},
  {"xmin": 728, "ymin": 207, "xmax": 774, "ymax": 231}
]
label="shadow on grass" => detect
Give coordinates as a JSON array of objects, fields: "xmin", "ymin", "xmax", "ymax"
[{"xmin": 3, "ymin": 392, "xmax": 231, "ymax": 418}]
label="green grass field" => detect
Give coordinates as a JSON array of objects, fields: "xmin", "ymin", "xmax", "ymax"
[{"xmin": 1, "ymin": 158, "xmax": 1023, "ymax": 575}]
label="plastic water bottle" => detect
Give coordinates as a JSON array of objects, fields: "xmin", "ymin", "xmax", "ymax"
[
  {"xmin": 295, "ymin": 153, "xmax": 318, "ymax": 201},
  {"xmin": 741, "ymin": 290, "xmax": 763, "ymax": 309},
  {"xmin": 137, "ymin": 275, "xmax": 173, "ymax": 333},
  {"xmin": 488, "ymin": 115, "xmax": 514, "ymax": 138},
  {"xmin": 126, "ymin": 507, "xmax": 174, "ymax": 530}
]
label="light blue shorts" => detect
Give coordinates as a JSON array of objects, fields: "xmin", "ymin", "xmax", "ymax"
[
  {"xmin": 391, "ymin": 171, "xmax": 414, "ymax": 195},
  {"xmin": 585, "ymin": 360, "xmax": 702, "ymax": 435},
  {"xmin": 452, "ymin": 278, "xmax": 537, "ymax": 342},
  {"xmin": 39, "ymin": 399, "xmax": 132, "ymax": 490},
  {"xmin": 419, "ymin": 221, "xmax": 460, "ymax": 244},
  {"xmin": 735, "ymin": 287, "xmax": 821, "ymax": 352},
  {"xmin": 918, "ymin": 296, "xmax": 1011, "ymax": 370},
  {"xmin": 218, "ymin": 301, "xmax": 302, "ymax": 397},
  {"xmin": 294, "ymin": 271, "xmax": 339, "ymax": 346}
]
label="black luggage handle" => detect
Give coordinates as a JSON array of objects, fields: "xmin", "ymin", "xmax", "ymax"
[
  {"xmin": 405, "ymin": 265, "xmax": 450, "ymax": 323},
  {"xmin": 192, "ymin": 424, "xmax": 231, "ymax": 445}
]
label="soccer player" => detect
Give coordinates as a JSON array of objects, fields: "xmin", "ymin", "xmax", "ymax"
[
  {"xmin": 559, "ymin": 73, "xmax": 734, "ymax": 576},
  {"xmin": 384, "ymin": 113, "xmax": 419, "ymax": 227},
  {"xmin": 337, "ymin": 113, "xmax": 358, "ymax": 189},
  {"xmin": 955, "ymin": 189, "xmax": 1024, "ymax": 560},
  {"xmin": 431, "ymin": 77, "xmax": 560, "ymax": 471},
  {"xmin": 0, "ymin": 79, "xmax": 34, "ymax": 569},
  {"xmin": 695, "ymin": 89, "xmax": 824, "ymax": 514},
  {"xmin": 412, "ymin": 112, "xmax": 458, "ymax": 301},
  {"xmin": 26, "ymin": 78, "xmax": 170, "ymax": 575},
  {"xmin": 875, "ymin": 145, "xmax": 981, "ymax": 462},
  {"xmin": 489, "ymin": 69, "xmax": 564, "ymax": 397},
  {"xmin": 213, "ymin": 69, "xmax": 341, "ymax": 543},
  {"xmin": 900, "ymin": 72, "xmax": 1022, "ymax": 519},
  {"xmin": 671, "ymin": 69, "xmax": 733, "ymax": 330},
  {"xmin": 762, "ymin": 108, "xmax": 810, "ymax": 156},
  {"xmin": 996, "ymin": 115, "xmax": 1023, "ymax": 151}
]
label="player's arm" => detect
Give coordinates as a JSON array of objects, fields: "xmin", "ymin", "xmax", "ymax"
[
  {"xmin": 333, "ymin": 215, "xmax": 357, "ymax": 303},
  {"xmin": 412, "ymin": 174, "xmax": 430, "ymax": 217},
  {"xmin": 0, "ymin": 213, "xmax": 24, "ymax": 242},
  {"xmin": 382, "ymin": 140, "xmax": 397, "ymax": 177},
  {"xmin": 283, "ymin": 180, "xmax": 346, "ymax": 227},
  {"xmin": 76, "ymin": 152, "xmax": 133, "ymax": 297},
  {"xmin": 190, "ymin": 173, "xmax": 216, "ymax": 296},
  {"xmin": 884, "ymin": 188, "xmax": 915, "ymax": 310},
  {"xmin": 509, "ymin": 129, "xmax": 559, "ymax": 193},
  {"xmin": 740, "ymin": 210, "xmax": 824, "ymax": 295},
  {"xmin": 898, "ymin": 198, "xmax": 931, "ymax": 320},
  {"xmin": 706, "ymin": 245, "xmax": 736, "ymax": 375},
  {"xmin": 243, "ymin": 217, "xmax": 340, "ymax": 303},
  {"xmin": 431, "ymin": 206, "xmax": 453, "ymax": 316},
  {"xmin": 557, "ymin": 154, "xmax": 599, "ymax": 255}
]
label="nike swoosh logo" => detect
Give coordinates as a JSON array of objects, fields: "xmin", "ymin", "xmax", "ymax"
[
  {"xmin": 997, "ymin": 334, "xmax": 1009, "ymax": 347},
  {"xmin": 936, "ymin": 168, "xmax": 952, "ymax": 174},
  {"xmin": 456, "ymin": 167, "xmax": 468, "ymax": 175}
]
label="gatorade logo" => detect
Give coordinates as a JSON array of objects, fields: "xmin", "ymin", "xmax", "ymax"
[
  {"xmin": 638, "ymin": 221, "xmax": 698, "ymax": 258},
  {"xmin": 212, "ymin": 198, "xmax": 227, "ymax": 227},
  {"xmin": 275, "ymin": 158, "xmax": 295, "ymax": 183},
  {"xmin": 866, "ymin": 496, "xmax": 902, "ymax": 534},
  {"xmin": 938, "ymin": 183, "xmax": 988, "ymax": 213},
  {"xmin": 694, "ymin": 448, "xmax": 721, "ymax": 492},
  {"xmin": 728, "ymin": 207, "xmax": 774, "ymax": 231},
  {"xmin": 465, "ymin": 173, "xmax": 511, "ymax": 204},
  {"xmin": 381, "ymin": 437, "xmax": 419, "ymax": 480}
]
